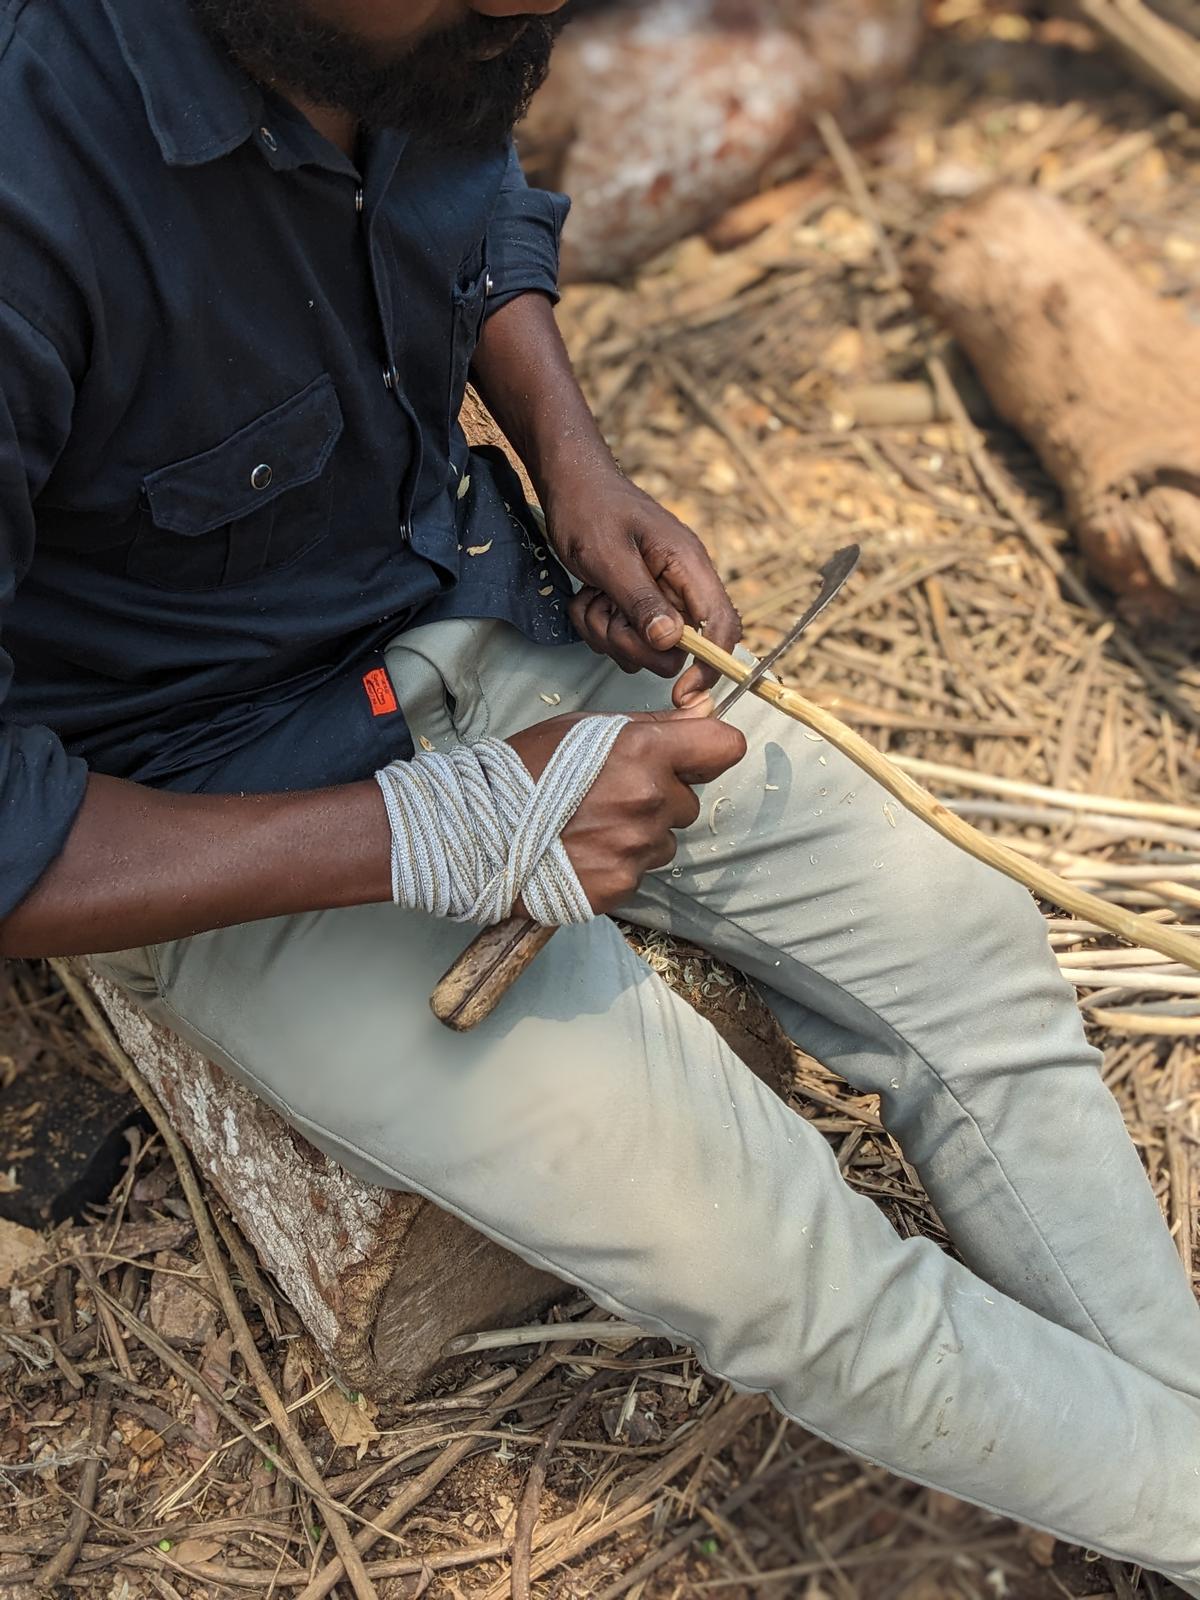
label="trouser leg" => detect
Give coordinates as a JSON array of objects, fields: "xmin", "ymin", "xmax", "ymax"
[
  {"xmin": 393, "ymin": 616, "xmax": 1200, "ymax": 1400},
  {"xmin": 99, "ymin": 898, "xmax": 1200, "ymax": 1588},
  {"xmin": 628, "ymin": 700, "xmax": 1200, "ymax": 1404}
]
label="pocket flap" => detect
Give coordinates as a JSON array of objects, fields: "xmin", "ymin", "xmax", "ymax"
[{"xmin": 143, "ymin": 375, "xmax": 344, "ymax": 536}]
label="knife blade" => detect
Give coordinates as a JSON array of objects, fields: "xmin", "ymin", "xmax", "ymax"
[{"xmin": 713, "ymin": 543, "xmax": 860, "ymax": 722}]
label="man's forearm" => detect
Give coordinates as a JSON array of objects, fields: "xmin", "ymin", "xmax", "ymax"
[
  {"xmin": 470, "ymin": 291, "xmax": 615, "ymax": 506},
  {"xmin": 1, "ymin": 773, "xmax": 392, "ymax": 958}
]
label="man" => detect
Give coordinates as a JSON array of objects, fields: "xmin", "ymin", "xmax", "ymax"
[{"xmin": 1, "ymin": 0, "xmax": 1198, "ymax": 1585}]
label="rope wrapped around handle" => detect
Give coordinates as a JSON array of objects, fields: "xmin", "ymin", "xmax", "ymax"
[{"xmin": 376, "ymin": 715, "xmax": 629, "ymax": 927}]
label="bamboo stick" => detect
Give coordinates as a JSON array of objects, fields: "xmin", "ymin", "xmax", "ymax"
[
  {"xmin": 888, "ymin": 754, "xmax": 1200, "ymax": 829},
  {"xmin": 1059, "ymin": 970, "xmax": 1200, "ymax": 995},
  {"xmin": 680, "ymin": 626, "xmax": 1200, "ymax": 975},
  {"xmin": 1054, "ymin": 946, "xmax": 1189, "ymax": 968},
  {"xmin": 1087, "ymin": 1010, "xmax": 1200, "ymax": 1037}
]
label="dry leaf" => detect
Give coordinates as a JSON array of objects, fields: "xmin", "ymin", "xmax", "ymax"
[
  {"xmin": 314, "ymin": 1383, "xmax": 379, "ymax": 1458},
  {"xmin": 127, "ymin": 1425, "xmax": 166, "ymax": 1460},
  {"xmin": 1022, "ymin": 1527, "xmax": 1057, "ymax": 1567},
  {"xmin": 172, "ymin": 1536, "xmax": 223, "ymax": 1565},
  {"xmin": 457, "ymin": 474, "xmax": 471, "ymax": 500},
  {"xmin": 191, "ymin": 1392, "xmax": 220, "ymax": 1449},
  {"xmin": 0, "ymin": 1218, "xmax": 43, "ymax": 1289},
  {"xmin": 538, "ymin": 585, "xmax": 554, "ymax": 596},
  {"xmin": 419, "ymin": 735, "xmax": 434, "ymax": 752},
  {"xmin": 200, "ymin": 1327, "xmax": 235, "ymax": 1394},
  {"xmin": 466, "ymin": 540, "xmax": 493, "ymax": 556},
  {"xmin": 489, "ymin": 1491, "xmax": 517, "ymax": 1537}
]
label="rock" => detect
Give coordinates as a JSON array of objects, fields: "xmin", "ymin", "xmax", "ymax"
[
  {"xmin": 520, "ymin": 0, "xmax": 925, "ymax": 281},
  {"xmin": 0, "ymin": 1058, "xmax": 139, "ymax": 1229}
]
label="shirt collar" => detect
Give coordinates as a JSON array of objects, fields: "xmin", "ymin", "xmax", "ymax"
[{"xmin": 100, "ymin": 0, "xmax": 266, "ymax": 168}]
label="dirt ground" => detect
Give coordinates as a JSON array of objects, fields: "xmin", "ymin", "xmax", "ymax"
[{"xmin": 3, "ymin": 3, "xmax": 1199, "ymax": 1597}]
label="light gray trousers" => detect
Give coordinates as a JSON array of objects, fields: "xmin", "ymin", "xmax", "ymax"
[{"xmin": 99, "ymin": 619, "xmax": 1200, "ymax": 1590}]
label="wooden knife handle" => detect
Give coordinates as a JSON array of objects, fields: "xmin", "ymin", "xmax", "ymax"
[{"xmin": 430, "ymin": 916, "xmax": 558, "ymax": 1032}]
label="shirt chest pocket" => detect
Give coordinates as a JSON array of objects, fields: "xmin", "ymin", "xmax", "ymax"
[{"xmin": 128, "ymin": 376, "xmax": 344, "ymax": 592}]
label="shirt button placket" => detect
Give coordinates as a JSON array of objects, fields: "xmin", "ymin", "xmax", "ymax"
[{"xmin": 360, "ymin": 182, "xmax": 413, "ymax": 544}]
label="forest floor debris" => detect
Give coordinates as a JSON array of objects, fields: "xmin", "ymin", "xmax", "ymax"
[{"xmin": 2, "ymin": 2, "xmax": 1199, "ymax": 1595}]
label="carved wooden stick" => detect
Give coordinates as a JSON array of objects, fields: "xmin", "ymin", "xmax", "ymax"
[{"xmin": 678, "ymin": 625, "xmax": 1200, "ymax": 972}]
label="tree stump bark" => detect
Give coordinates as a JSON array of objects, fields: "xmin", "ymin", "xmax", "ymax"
[
  {"xmin": 908, "ymin": 185, "xmax": 1200, "ymax": 624},
  {"xmin": 85, "ymin": 951, "xmax": 796, "ymax": 1402}
]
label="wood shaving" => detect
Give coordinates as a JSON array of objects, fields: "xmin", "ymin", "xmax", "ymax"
[
  {"xmin": 708, "ymin": 796, "xmax": 732, "ymax": 833},
  {"xmin": 466, "ymin": 540, "xmax": 493, "ymax": 557},
  {"xmin": 457, "ymin": 474, "xmax": 471, "ymax": 500}
]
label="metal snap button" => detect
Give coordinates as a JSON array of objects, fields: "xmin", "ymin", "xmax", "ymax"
[{"xmin": 250, "ymin": 463, "xmax": 273, "ymax": 491}]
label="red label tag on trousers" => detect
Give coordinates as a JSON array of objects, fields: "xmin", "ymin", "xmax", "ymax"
[{"xmin": 363, "ymin": 667, "xmax": 399, "ymax": 717}]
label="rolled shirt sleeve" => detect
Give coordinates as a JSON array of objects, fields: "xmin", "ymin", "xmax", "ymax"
[
  {"xmin": 484, "ymin": 141, "xmax": 570, "ymax": 314},
  {"xmin": 0, "ymin": 301, "xmax": 88, "ymax": 920}
]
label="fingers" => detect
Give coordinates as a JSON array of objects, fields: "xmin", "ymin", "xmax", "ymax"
[
  {"xmin": 579, "ymin": 540, "xmax": 686, "ymax": 655},
  {"xmin": 569, "ymin": 588, "xmax": 685, "ymax": 678},
  {"xmin": 664, "ymin": 550, "xmax": 743, "ymax": 704},
  {"xmin": 661, "ymin": 774, "xmax": 702, "ymax": 832}
]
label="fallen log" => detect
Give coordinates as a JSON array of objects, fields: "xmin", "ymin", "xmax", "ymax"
[
  {"xmin": 1069, "ymin": 0, "xmax": 1200, "ymax": 115},
  {"xmin": 908, "ymin": 185, "xmax": 1200, "ymax": 624},
  {"xmin": 520, "ymin": 0, "xmax": 925, "ymax": 281},
  {"xmin": 84, "ymin": 952, "xmax": 795, "ymax": 1402}
]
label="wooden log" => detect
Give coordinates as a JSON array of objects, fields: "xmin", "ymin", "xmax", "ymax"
[
  {"xmin": 85, "ymin": 952, "xmax": 796, "ymax": 1402},
  {"xmin": 519, "ymin": 0, "xmax": 925, "ymax": 282},
  {"xmin": 908, "ymin": 185, "xmax": 1200, "ymax": 625},
  {"xmin": 1070, "ymin": 0, "xmax": 1200, "ymax": 114}
]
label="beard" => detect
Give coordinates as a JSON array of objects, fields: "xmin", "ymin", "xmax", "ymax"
[{"xmin": 189, "ymin": 0, "xmax": 566, "ymax": 150}]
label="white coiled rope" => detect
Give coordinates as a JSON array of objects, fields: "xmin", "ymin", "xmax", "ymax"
[{"xmin": 374, "ymin": 715, "xmax": 629, "ymax": 926}]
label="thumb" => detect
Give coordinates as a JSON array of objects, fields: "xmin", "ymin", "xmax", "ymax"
[
  {"xmin": 626, "ymin": 708, "xmax": 747, "ymax": 785},
  {"xmin": 589, "ymin": 544, "xmax": 683, "ymax": 652}
]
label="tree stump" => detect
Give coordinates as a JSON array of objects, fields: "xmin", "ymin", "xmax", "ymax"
[
  {"xmin": 908, "ymin": 185, "xmax": 1200, "ymax": 624},
  {"xmin": 85, "ymin": 949, "xmax": 796, "ymax": 1402}
]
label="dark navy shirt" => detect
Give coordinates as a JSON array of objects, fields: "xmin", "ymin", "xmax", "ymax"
[{"xmin": 0, "ymin": 0, "xmax": 574, "ymax": 918}]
